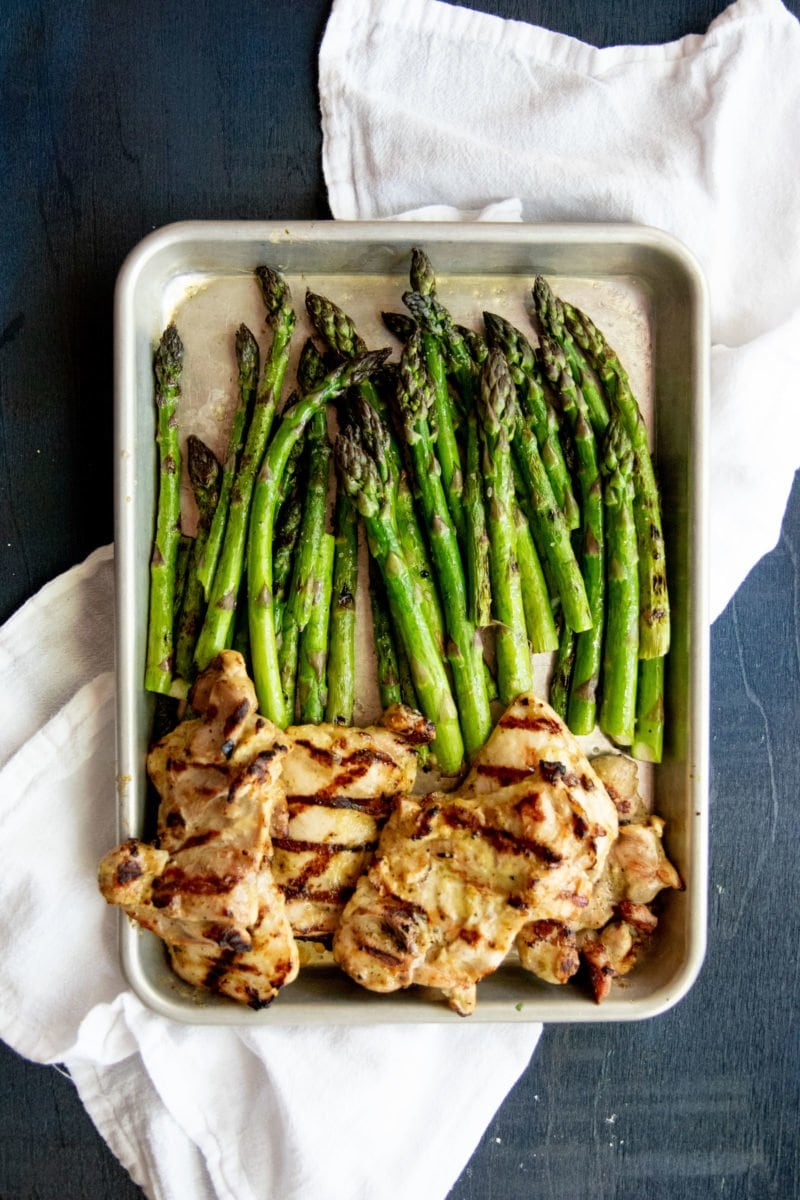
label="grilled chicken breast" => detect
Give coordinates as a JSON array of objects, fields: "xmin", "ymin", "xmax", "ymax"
[
  {"xmin": 99, "ymin": 651, "xmax": 299, "ymax": 1007},
  {"xmin": 515, "ymin": 749, "xmax": 682, "ymax": 1000},
  {"xmin": 271, "ymin": 705, "xmax": 434, "ymax": 939},
  {"xmin": 333, "ymin": 694, "xmax": 618, "ymax": 1014}
]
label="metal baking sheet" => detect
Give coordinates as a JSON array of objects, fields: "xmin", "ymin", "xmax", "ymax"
[{"xmin": 114, "ymin": 220, "xmax": 710, "ymax": 1024}]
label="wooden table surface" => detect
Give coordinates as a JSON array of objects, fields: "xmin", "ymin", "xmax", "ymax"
[{"xmin": 1, "ymin": 2, "xmax": 798, "ymax": 1197}]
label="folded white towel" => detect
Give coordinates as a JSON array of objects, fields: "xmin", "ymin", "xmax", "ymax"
[{"xmin": 319, "ymin": 0, "xmax": 800, "ymax": 619}]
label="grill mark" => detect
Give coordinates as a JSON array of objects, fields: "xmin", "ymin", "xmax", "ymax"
[
  {"xmin": 499, "ymin": 713, "xmax": 562, "ymax": 733},
  {"xmin": 357, "ymin": 941, "xmax": 406, "ymax": 967},
  {"xmin": 285, "ymin": 792, "xmax": 393, "ymax": 818},
  {"xmin": 223, "ymin": 699, "xmax": 250, "ymax": 737},
  {"xmin": 180, "ymin": 830, "xmax": 220, "ymax": 850},
  {"xmin": 411, "ymin": 804, "xmax": 440, "ymax": 840},
  {"xmin": 441, "ymin": 807, "xmax": 563, "ymax": 864},
  {"xmin": 273, "ymin": 837, "xmax": 378, "ymax": 855},
  {"xmin": 475, "ymin": 763, "xmax": 535, "ymax": 786},
  {"xmin": 283, "ymin": 884, "xmax": 356, "ymax": 904},
  {"xmin": 151, "ymin": 866, "xmax": 250, "ymax": 904},
  {"xmin": 540, "ymin": 760, "xmax": 566, "ymax": 783}
]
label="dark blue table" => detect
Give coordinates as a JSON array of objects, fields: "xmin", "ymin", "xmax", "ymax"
[{"xmin": 2, "ymin": 3, "xmax": 798, "ymax": 1197}]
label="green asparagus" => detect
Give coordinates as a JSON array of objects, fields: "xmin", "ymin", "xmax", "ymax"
[
  {"xmin": 174, "ymin": 435, "xmax": 221, "ymax": 684},
  {"xmin": 599, "ymin": 418, "xmax": 639, "ymax": 745},
  {"xmin": 325, "ymin": 489, "xmax": 359, "ymax": 725},
  {"xmin": 335, "ymin": 428, "xmax": 464, "ymax": 774},
  {"xmin": 564, "ymin": 301, "xmax": 670, "ymax": 660},
  {"xmin": 477, "ymin": 349, "xmax": 533, "ymax": 704},
  {"xmin": 194, "ymin": 270, "xmax": 295, "ymax": 670},
  {"xmin": 247, "ymin": 349, "xmax": 389, "ymax": 725},
  {"xmin": 296, "ymin": 532, "xmax": 335, "ymax": 723},
  {"xmin": 394, "ymin": 333, "xmax": 492, "ymax": 758},
  {"xmin": 145, "ymin": 323, "xmax": 184, "ymax": 695},
  {"xmin": 197, "ymin": 323, "xmax": 258, "ymax": 598}
]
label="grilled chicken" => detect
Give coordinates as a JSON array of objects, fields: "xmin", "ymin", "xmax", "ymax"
[
  {"xmin": 99, "ymin": 651, "xmax": 299, "ymax": 1007},
  {"xmin": 271, "ymin": 705, "xmax": 434, "ymax": 939},
  {"xmin": 333, "ymin": 694, "xmax": 618, "ymax": 1014},
  {"xmin": 515, "ymin": 751, "xmax": 682, "ymax": 1000}
]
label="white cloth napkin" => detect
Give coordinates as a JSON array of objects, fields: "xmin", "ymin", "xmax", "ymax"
[
  {"xmin": 319, "ymin": 0, "xmax": 800, "ymax": 620},
  {"xmin": 0, "ymin": 545, "xmax": 540, "ymax": 1200}
]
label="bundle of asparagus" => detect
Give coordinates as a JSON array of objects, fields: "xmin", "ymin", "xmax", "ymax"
[{"xmin": 144, "ymin": 250, "xmax": 669, "ymax": 773}]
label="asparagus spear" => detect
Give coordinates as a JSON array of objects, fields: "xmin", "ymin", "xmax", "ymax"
[
  {"xmin": 532, "ymin": 276, "xmax": 610, "ymax": 433},
  {"xmin": 296, "ymin": 532, "xmax": 335, "ymax": 723},
  {"xmin": 513, "ymin": 491, "xmax": 559, "ymax": 654},
  {"xmin": 513, "ymin": 411, "xmax": 592, "ymax": 634},
  {"xmin": 477, "ymin": 349, "xmax": 533, "ymax": 704},
  {"xmin": 325, "ymin": 489, "xmax": 359, "ymax": 725},
  {"xmin": 335, "ymin": 428, "xmax": 464, "ymax": 775},
  {"xmin": 274, "ymin": 408, "xmax": 331, "ymax": 717},
  {"xmin": 381, "ymin": 310, "xmax": 416, "ymax": 344},
  {"xmin": 145, "ymin": 324, "xmax": 184, "ymax": 695},
  {"xmin": 403, "ymin": 287, "xmax": 492, "ymax": 628},
  {"xmin": 197, "ymin": 324, "xmax": 258, "ymax": 598},
  {"xmin": 174, "ymin": 534, "xmax": 192, "ymax": 620},
  {"xmin": 289, "ymin": 410, "xmax": 332, "ymax": 633},
  {"xmin": 369, "ymin": 556, "xmax": 403, "ymax": 709},
  {"xmin": 394, "ymin": 333, "xmax": 492, "ymax": 758},
  {"xmin": 305, "ymin": 289, "xmax": 447, "ymax": 656},
  {"xmin": 632, "ymin": 655, "xmax": 665, "ymax": 763},
  {"xmin": 247, "ymin": 349, "xmax": 389, "ymax": 725},
  {"xmin": 194, "ymin": 270, "xmax": 296, "ymax": 671},
  {"xmin": 483, "ymin": 310, "xmax": 579, "ymax": 530},
  {"xmin": 599, "ymin": 418, "xmax": 639, "ymax": 745},
  {"xmin": 549, "ymin": 620, "xmax": 576, "ymax": 720},
  {"xmin": 174, "ymin": 436, "xmax": 221, "ymax": 684},
  {"xmin": 409, "ymin": 249, "xmax": 466, "ymax": 541},
  {"xmin": 271, "ymin": 438, "xmax": 306, "ymax": 635},
  {"xmin": 539, "ymin": 335, "xmax": 605, "ymax": 735},
  {"xmin": 564, "ymin": 302, "xmax": 670, "ymax": 660}
]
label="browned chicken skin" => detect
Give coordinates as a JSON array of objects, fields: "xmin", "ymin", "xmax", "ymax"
[{"xmin": 99, "ymin": 651, "xmax": 299, "ymax": 1008}]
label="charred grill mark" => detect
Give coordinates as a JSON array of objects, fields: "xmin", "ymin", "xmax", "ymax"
[
  {"xmin": 475, "ymin": 763, "xmax": 535, "ymax": 786},
  {"xmin": 442, "ymin": 807, "xmax": 562, "ymax": 864},
  {"xmin": 411, "ymin": 804, "xmax": 440, "ymax": 840},
  {"xmin": 293, "ymin": 738, "xmax": 340, "ymax": 766},
  {"xmin": 208, "ymin": 926, "xmax": 252, "ymax": 953},
  {"xmin": 273, "ymin": 837, "xmax": 378, "ymax": 855},
  {"xmin": 115, "ymin": 854, "xmax": 143, "ymax": 886},
  {"xmin": 459, "ymin": 928, "xmax": 481, "ymax": 945},
  {"xmin": 285, "ymin": 793, "xmax": 393, "ymax": 818},
  {"xmin": 151, "ymin": 865, "xmax": 250, "ymax": 904},
  {"xmin": 166, "ymin": 757, "xmax": 188, "ymax": 773},
  {"xmin": 499, "ymin": 713, "xmax": 563, "ymax": 734},
  {"xmin": 580, "ymin": 773, "xmax": 596, "ymax": 791},
  {"xmin": 572, "ymin": 814, "xmax": 588, "ymax": 840},
  {"xmin": 223, "ymin": 699, "xmax": 250, "ymax": 737},
  {"xmin": 359, "ymin": 942, "xmax": 405, "ymax": 967},
  {"xmin": 540, "ymin": 760, "xmax": 566, "ymax": 783},
  {"xmin": 202, "ymin": 948, "xmax": 235, "ymax": 990},
  {"xmin": 246, "ymin": 988, "xmax": 275, "ymax": 1011},
  {"xmin": 180, "ymin": 830, "xmax": 220, "ymax": 850},
  {"xmin": 316, "ymin": 747, "xmax": 398, "ymax": 799},
  {"xmin": 284, "ymin": 885, "xmax": 356, "ymax": 904},
  {"xmin": 164, "ymin": 810, "xmax": 186, "ymax": 830}
]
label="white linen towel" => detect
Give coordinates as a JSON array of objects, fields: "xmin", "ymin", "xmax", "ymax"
[
  {"xmin": 320, "ymin": 0, "xmax": 800, "ymax": 620},
  {"xmin": 3, "ymin": 1, "xmax": 800, "ymax": 1197}
]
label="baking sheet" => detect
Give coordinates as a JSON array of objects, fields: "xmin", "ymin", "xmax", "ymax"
[{"xmin": 114, "ymin": 220, "xmax": 709, "ymax": 1023}]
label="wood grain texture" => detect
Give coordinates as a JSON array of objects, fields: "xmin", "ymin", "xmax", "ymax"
[{"xmin": 1, "ymin": 1, "xmax": 798, "ymax": 1198}]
